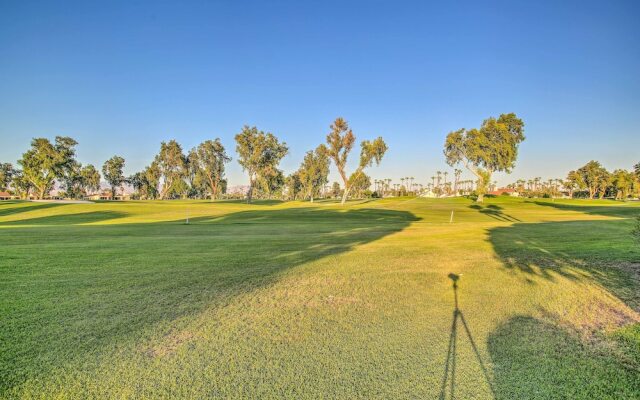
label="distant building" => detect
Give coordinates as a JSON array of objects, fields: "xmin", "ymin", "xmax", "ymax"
[
  {"xmin": 0, "ymin": 191, "xmax": 14, "ymax": 200},
  {"xmin": 420, "ymin": 190, "xmax": 438, "ymax": 198},
  {"xmin": 85, "ymin": 191, "xmax": 130, "ymax": 201},
  {"xmin": 227, "ymin": 185, "xmax": 250, "ymax": 196},
  {"xmin": 85, "ymin": 191, "xmax": 113, "ymax": 201}
]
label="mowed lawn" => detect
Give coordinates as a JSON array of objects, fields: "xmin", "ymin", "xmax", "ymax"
[{"xmin": 1, "ymin": 197, "xmax": 639, "ymax": 399}]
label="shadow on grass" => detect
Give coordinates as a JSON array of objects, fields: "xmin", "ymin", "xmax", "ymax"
[
  {"xmin": 0, "ymin": 201, "xmax": 69, "ymax": 218},
  {"xmin": 468, "ymin": 204, "xmax": 521, "ymax": 222},
  {"xmin": 0, "ymin": 206, "xmax": 418, "ymax": 395},
  {"xmin": 533, "ymin": 200, "xmax": 640, "ymax": 218},
  {"xmin": 0, "ymin": 211, "xmax": 126, "ymax": 226},
  {"xmin": 488, "ymin": 316, "xmax": 640, "ymax": 399},
  {"xmin": 489, "ymin": 219, "xmax": 640, "ymax": 311},
  {"xmin": 439, "ymin": 274, "xmax": 496, "ymax": 399}
]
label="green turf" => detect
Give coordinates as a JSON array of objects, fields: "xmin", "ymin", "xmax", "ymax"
[{"xmin": 1, "ymin": 197, "xmax": 639, "ymax": 399}]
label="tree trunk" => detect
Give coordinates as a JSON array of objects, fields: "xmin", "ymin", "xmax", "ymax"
[
  {"xmin": 210, "ymin": 177, "xmax": 217, "ymax": 201},
  {"xmin": 340, "ymin": 186, "xmax": 349, "ymax": 205},
  {"xmin": 476, "ymin": 193, "xmax": 484, "ymax": 203},
  {"xmin": 247, "ymin": 180, "xmax": 254, "ymax": 203}
]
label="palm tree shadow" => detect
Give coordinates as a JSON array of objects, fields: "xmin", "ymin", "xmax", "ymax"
[{"xmin": 439, "ymin": 274, "xmax": 496, "ymax": 399}]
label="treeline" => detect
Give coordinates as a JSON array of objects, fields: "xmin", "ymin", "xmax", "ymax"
[
  {"xmin": 504, "ymin": 161, "xmax": 640, "ymax": 200},
  {"xmin": 0, "ymin": 117, "xmax": 387, "ymax": 203},
  {"xmin": 565, "ymin": 161, "xmax": 639, "ymax": 199}
]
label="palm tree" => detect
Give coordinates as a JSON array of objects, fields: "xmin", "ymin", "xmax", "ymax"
[
  {"xmin": 443, "ymin": 171, "xmax": 449, "ymax": 195},
  {"xmin": 453, "ymin": 169, "xmax": 461, "ymax": 195}
]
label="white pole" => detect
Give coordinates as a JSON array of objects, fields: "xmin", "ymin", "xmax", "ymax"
[
  {"xmin": 450, "ymin": 210, "xmax": 454, "ymax": 223},
  {"xmin": 186, "ymin": 206, "xmax": 189, "ymax": 224}
]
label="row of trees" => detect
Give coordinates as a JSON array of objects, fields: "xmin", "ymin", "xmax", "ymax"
[
  {"xmin": 1, "ymin": 117, "xmax": 388, "ymax": 204},
  {"xmin": 6, "ymin": 112, "xmax": 635, "ymax": 203},
  {"xmin": 503, "ymin": 161, "xmax": 640, "ymax": 200},
  {"xmin": 0, "ymin": 137, "xmax": 231, "ymax": 200},
  {"xmin": 274, "ymin": 118, "xmax": 387, "ymax": 204},
  {"xmin": 565, "ymin": 161, "xmax": 640, "ymax": 200},
  {"xmin": 0, "ymin": 137, "xmax": 101, "ymax": 199}
]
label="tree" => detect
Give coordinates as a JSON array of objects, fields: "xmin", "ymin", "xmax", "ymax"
[
  {"xmin": 18, "ymin": 136, "xmax": 78, "ymax": 199},
  {"xmin": 60, "ymin": 161, "xmax": 83, "ymax": 198},
  {"xmin": 575, "ymin": 161, "xmax": 609, "ymax": 200},
  {"xmin": 235, "ymin": 126, "xmax": 288, "ymax": 203},
  {"xmin": 611, "ymin": 169, "xmax": 634, "ymax": 200},
  {"xmin": 61, "ymin": 162, "xmax": 100, "ymax": 199},
  {"xmin": 453, "ymin": 169, "xmax": 462, "ymax": 195},
  {"xmin": 102, "ymin": 156, "xmax": 126, "ymax": 199},
  {"xmin": 0, "ymin": 163, "xmax": 14, "ymax": 191},
  {"xmin": 444, "ymin": 113, "xmax": 525, "ymax": 202},
  {"xmin": 10, "ymin": 170, "xmax": 31, "ymax": 198},
  {"xmin": 285, "ymin": 172, "xmax": 303, "ymax": 200},
  {"xmin": 258, "ymin": 169, "xmax": 285, "ymax": 199},
  {"xmin": 189, "ymin": 139, "xmax": 231, "ymax": 200},
  {"xmin": 79, "ymin": 164, "xmax": 101, "ymax": 195},
  {"xmin": 348, "ymin": 171, "xmax": 372, "ymax": 198},
  {"xmin": 331, "ymin": 182, "xmax": 342, "ymax": 199},
  {"xmin": 130, "ymin": 162, "xmax": 161, "ymax": 200},
  {"xmin": 155, "ymin": 140, "xmax": 187, "ymax": 200},
  {"xmin": 298, "ymin": 144, "xmax": 330, "ymax": 202},
  {"xmin": 325, "ymin": 117, "xmax": 387, "ymax": 205}
]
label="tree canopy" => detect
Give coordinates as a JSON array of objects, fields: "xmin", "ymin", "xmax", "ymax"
[
  {"xmin": 575, "ymin": 160, "xmax": 609, "ymax": 199},
  {"xmin": 348, "ymin": 171, "xmax": 372, "ymax": 198},
  {"xmin": 444, "ymin": 113, "xmax": 525, "ymax": 202},
  {"xmin": 18, "ymin": 136, "xmax": 78, "ymax": 199},
  {"xmin": 0, "ymin": 163, "xmax": 14, "ymax": 191},
  {"xmin": 102, "ymin": 156, "xmax": 126, "ymax": 198},
  {"xmin": 155, "ymin": 140, "xmax": 187, "ymax": 200},
  {"xmin": 298, "ymin": 144, "xmax": 330, "ymax": 202},
  {"xmin": 188, "ymin": 139, "xmax": 231, "ymax": 200},
  {"xmin": 235, "ymin": 126, "xmax": 288, "ymax": 203},
  {"xmin": 326, "ymin": 117, "xmax": 387, "ymax": 204}
]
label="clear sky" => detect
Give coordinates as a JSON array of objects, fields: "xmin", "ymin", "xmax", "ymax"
[{"xmin": 1, "ymin": 0, "xmax": 639, "ymax": 187}]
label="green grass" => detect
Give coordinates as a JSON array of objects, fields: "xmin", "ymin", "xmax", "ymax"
[{"xmin": 1, "ymin": 197, "xmax": 639, "ymax": 399}]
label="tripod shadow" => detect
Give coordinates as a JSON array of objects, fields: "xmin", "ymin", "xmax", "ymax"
[{"xmin": 439, "ymin": 273, "xmax": 497, "ymax": 399}]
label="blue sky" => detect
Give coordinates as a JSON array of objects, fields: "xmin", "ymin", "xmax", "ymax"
[{"xmin": 1, "ymin": 0, "xmax": 639, "ymax": 187}]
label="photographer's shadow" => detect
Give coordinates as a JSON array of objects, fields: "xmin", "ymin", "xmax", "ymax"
[{"xmin": 439, "ymin": 273, "xmax": 496, "ymax": 399}]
